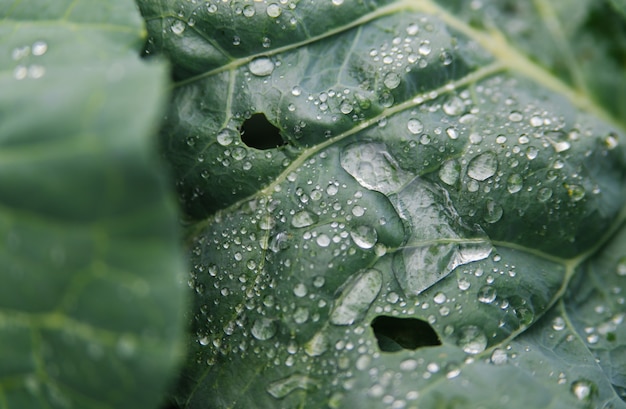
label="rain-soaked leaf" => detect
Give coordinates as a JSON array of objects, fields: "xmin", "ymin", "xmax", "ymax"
[
  {"xmin": 137, "ymin": 0, "xmax": 626, "ymax": 407},
  {"xmin": 0, "ymin": 0, "xmax": 187, "ymax": 408}
]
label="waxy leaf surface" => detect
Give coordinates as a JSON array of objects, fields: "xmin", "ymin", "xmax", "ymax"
[
  {"xmin": 0, "ymin": 1, "xmax": 187, "ymax": 408},
  {"xmin": 138, "ymin": 0, "xmax": 626, "ymax": 408}
]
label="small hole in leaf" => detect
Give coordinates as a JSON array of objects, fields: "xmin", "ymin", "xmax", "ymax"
[
  {"xmin": 371, "ymin": 316, "xmax": 441, "ymax": 352},
  {"xmin": 240, "ymin": 113, "xmax": 284, "ymax": 150}
]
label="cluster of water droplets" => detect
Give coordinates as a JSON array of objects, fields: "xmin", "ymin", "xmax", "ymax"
[
  {"xmin": 170, "ymin": 0, "xmax": 299, "ymax": 47},
  {"xmin": 167, "ymin": 0, "xmax": 626, "ymax": 405},
  {"xmin": 12, "ymin": 40, "xmax": 48, "ymax": 80},
  {"xmin": 404, "ymin": 73, "xmax": 624, "ymax": 246}
]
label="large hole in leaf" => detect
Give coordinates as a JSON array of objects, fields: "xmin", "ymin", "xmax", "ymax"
[
  {"xmin": 371, "ymin": 316, "xmax": 441, "ymax": 352},
  {"xmin": 239, "ymin": 113, "xmax": 285, "ymax": 150}
]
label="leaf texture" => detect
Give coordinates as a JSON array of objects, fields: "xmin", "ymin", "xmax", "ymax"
[
  {"xmin": 0, "ymin": 1, "xmax": 187, "ymax": 408},
  {"xmin": 137, "ymin": 0, "xmax": 626, "ymax": 408}
]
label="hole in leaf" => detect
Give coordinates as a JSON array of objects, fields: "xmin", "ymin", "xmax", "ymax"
[
  {"xmin": 240, "ymin": 113, "xmax": 284, "ymax": 150},
  {"xmin": 371, "ymin": 316, "xmax": 441, "ymax": 352}
]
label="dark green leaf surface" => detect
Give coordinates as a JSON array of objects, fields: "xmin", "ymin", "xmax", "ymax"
[
  {"xmin": 0, "ymin": 1, "xmax": 187, "ymax": 408},
  {"xmin": 138, "ymin": 0, "xmax": 626, "ymax": 408}
]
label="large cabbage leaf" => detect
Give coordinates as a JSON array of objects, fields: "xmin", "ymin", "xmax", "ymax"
[
  {"xmin": 0, "ymin": 1, "xmax": 187, "ymax": 408},
  {"xmin": 138, "ymin": 0, "xmax": 626, "ymax": 407}
]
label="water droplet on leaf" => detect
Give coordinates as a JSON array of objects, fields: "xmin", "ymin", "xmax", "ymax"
[
  {"xmin": 266, "ymin": 3, "xmax": 282, "ymax": 17},
  {"xmin": 316, "ymin": 234, "xmax": 331, "ymax": 247},
  {"xmin": 171, "ymin": 20, "xmax": 186, "ymax": 34},
  {"xmin": 330, "ymin": 269, "xmax": 382, "ymax": 325},
  {"xmin": 291, "ymin": 211, "xmax": 317, "ymax": 228},
  {"xmin": 251, "ymin": 318, "xmax": 277, "ymax": 340},
  {"xmin": 457, "ymin": 325, "xmax": 487, "ymax": 354},
  {"xmin": 438, "ymin": 159, "xmax": 460, "ymax": 185},
  {"xmin": 267, "ymin": 374, "xmax": 319, "ymax": 398},
  {"xmin": 406, "ymin": 23, "xmax": 419, "ymax": 36},
  {"xmin": 508, "ymin": 111, "xmax": 523, "ymax": 122},
  {"xmin": 446, "ymin": 127, "xmax": 459, "ymax": 139},
  {"xmin": 383, "ymin": 72, "xmax": 401, "ymax": 89},
  {"xmin": 477, "ymin": 285, "xmax": 497, "ymax": 303},
  {"xmin": 570, "ymin": 379, "xmax": 595, "ymax": 401},
  {"xmin": 243, "ymin": 5, "xmax": 255, "ymax": 17},
  {"xmin": 391, "ymin": 179, "xmax": 492, "ymax": 295},
  {"xmin": 490, "ymin": 348, "xmax": 508, "ymax": 364},
  {"xmin": 537, "ymin": 187, "xmax": 552, "ymax": 202},
  {"xmin": 442, "ymin": 96, "xmax": 464, "ymax": 116},
  {"xmin": 217, "ymin": 128, "xmax": 237, "ymax": 146},
  {"xmin": 552, "ymin": 316, "xmax": 566, "ymax": 331},
  {"xmin": 350, "ymin": 225, "xmax": 378, "ymax": 249},
  {"xmin": 506, "ymin": 174, "xmax": 523, "ymax": 193},
  {"xmin": 484, "ymin": 200, "xmax": 503, "ymax": 223},
  {"xmin": 340, "ymin": 143, "xmax": 412, "ymax": 194},
  {"xmin": 31, "ymin": 41, "xmax": 48, "ymax": 56},
  {"xmin": 526, "ymin": 146, "xmax": 539, "ymax": 160},
  {"xmin": 249, "ymin": 57, "xmax": 275, "ymax": 76},
  {"xmin": 467, "ymin": 151, "xmax": 498, "ymax": 181},
  {"xmin": 407, "ymin": 118, "xmax": 424, "ymax": 134}
]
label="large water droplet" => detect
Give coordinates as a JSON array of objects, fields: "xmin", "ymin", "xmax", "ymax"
[
  {"xmin": 526, "ymin": 146, "xmax": 539, "ymax": 160},
  {"xmin": 418, "ymin": 40, "xmax": 431, "ymax": 55},
  {"xmin": 477, "ymin": 285, "xmax": 497, "ymax": 303},
  {"xmin": 291, "ymin": 211, "xmax": 317, "ymax": 228},
  {"xmin": 446, "ymin": 127, "xmax": 459, "ymax": 140},
  {"xmin": 269, "ymin": 232, "xmax": 289, "ymax": 252},
  {"xmin": 490, "ymin": 348, "xmax": 508, "ymax": 365},
  {"xmin": 330, "ymin": 269, "xmax": 382, "ymax": 325},
  {"xmin": 442, "ymin": 96, "xmax": 464, "ymax": 116},
  {"xmin": 383, "ymin": 72, "xmax": 401, "ymax": 89},
  {"xmin": 570, "ymin": 379, "xmax": 594, "ymax": 401},
  {"xmin": 266, "ymin": 3, "xmax": 282, "ymax": 17},
  {"xmin": 391, "ymin": 179, "xmax": 492, "ymax": 295},
  {"xmin": 350, "ymin": 225, "xmax": 378, "ymax": 249},
  {"xmin": 552, "ymin": 316, "xmax": 566, "ymax": 331},
  {"xmin": 506, "ymin": 174, "xmax": 523, "ymax": 193},
  {"xmin": 340, "ymin": 100, "xmax": 353, "ymax": 114},
  {"xmin": 31, "ymin": 41, "xmax": 48, "ymax": 56},
  {"xmin": 267, "ymin": 374, "xmax": 319, "ymax": 398},
  {"xmin": 438, "ymin": 159, "xmax": 460, "ymax": 185},
  {"xmin": 340, "ymin": 142, "xmax": 412, "ymax": 195},
  {"xmin": 407, "ymin": 118, "xmax": 424, "ymax": 134},
  {"xmin": 457, "ymin": 325, "xmax": 487, "ymax": 354},
  {"xmin": 249, "ymin": 57, "xmax": 275, "ymax": 76},
  {"xmin": 171, "ymin": 20, "xmax": 186, "ymax": 34},
  {"xmin": 217, "ymin": 128, "xmax": 237, "ymax": 146},
  {"xmin": 467, "ymin": 151, "xmax": 498, "ymax": 181},
  {"xmin": 537, "ymin": 187, "xmax": 553, "ymax": 202},
  {"xmin": 316, "ymin": 234, "xmax": 331, "ymax": 247},
  {"xmin": 565, "ymin": 184, "xmax": 585, "ymax": 202},
  {"xmin": 508, "ymin": 111, "xmax": 523, "ymax": 122},
  {"xmin": 251, "ymin": 318, "xmax": 277, "ymax": 340},
  {"xmin": 604, "ymin": 133, "xmax": 619, "ymax": 150},
  {"xmin": 484, "ymin": 200, "xmax": 503, "ymax": 223}
]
